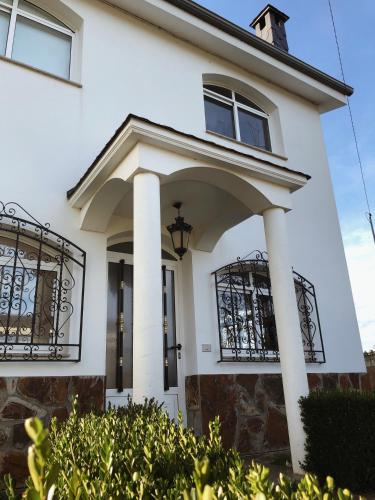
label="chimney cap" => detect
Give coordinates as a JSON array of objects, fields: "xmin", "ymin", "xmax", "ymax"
[{"xmin": 250, "ymin": 4, "xmax": 289, "ymax": 29}]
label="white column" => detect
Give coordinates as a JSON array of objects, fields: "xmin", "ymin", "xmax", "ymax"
[
  {"xmin": 263, "ymin": 207, "xmax": 309, "ymax": 474},
  {"xmin": 133, "ymin": 172, "xmax": 164, "ymax": 403}
]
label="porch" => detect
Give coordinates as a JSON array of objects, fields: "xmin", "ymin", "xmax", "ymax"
[{"xmin": 67, "ymin": 114, "xmax": 311, "ymax": 472}]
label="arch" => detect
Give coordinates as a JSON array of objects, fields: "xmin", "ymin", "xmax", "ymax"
[
  {"xmin": 161, "ymin": 166, "xmax": 273, "ymax": 251},
  {"xmin": 202, "ymin": 73, "xmax": 285, "ymax": 156},
  {"xmin": 203, "ymin": 73, "xmax": 276, "ymax": 115},
  {"xmin": 162, "ymin": 165, "xmax": 272, "ymax": 213},
  {"xmin": 81, "ymin": 178, "xmax": 132, "ymax": 232},
  {"xmin": 82, "ymin": 165, "xmax": 277, "ymax": 251},
  {"xmin": 107, "ymin": 231, "xmax": 177, "ymax": 260},
  {"xmin": 23, "ymin": 0, "xmax": 83, "ymax": 33}
]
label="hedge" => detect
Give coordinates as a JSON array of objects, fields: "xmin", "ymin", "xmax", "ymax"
[
  {"xmin": 300, "ymin": 389, "xmax": 375, "ymax": 492},
  {"xmin": 3, "ymin": 398, "xmax": 360, "ymax": 499}
]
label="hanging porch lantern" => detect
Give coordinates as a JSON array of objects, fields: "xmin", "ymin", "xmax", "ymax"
[{"xmin": 167, "ymin": 202, "xmax": 193, "ymax": 260}]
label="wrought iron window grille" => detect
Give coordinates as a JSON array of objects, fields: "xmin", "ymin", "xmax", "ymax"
[
  {"xmin": 0, "ymin": 202, "xmax": 86, "ymax": 361},
  {"xmin": 213, "ymin": 250, "xmax": 325, "ymax": 363}
]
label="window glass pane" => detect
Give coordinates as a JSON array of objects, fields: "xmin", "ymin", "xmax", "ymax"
[
  {"xmin": 12, "ymin": 15, "xmax": 71, "ymax": 78},
  {"xmin": 0, "ymin": 265, "xmax": 56, "ymax": 343},
  {"xmin": 238, "ymin": 108, "xmax": 271, "ymax": 150},
  {"xmin": 235, "ymin": 93, "xmax": 264, "ymax": 112},
  {"xmin": 0, "ymin": 1, "xmax": 12, "ymax": 6},
  {"xmin": 0, "ymin": 9, "xmax": 10, "ymax": 55},
  {"xmin": 18, "ymin": 0, "xmax": 70, "ymax": 30},
  {"xmin": 204, "ymin": 84, "xmax": 232, "ymax": 99},
  {"xmin": 204, "ymin": 96, "xmax": 235, "ymax": 139}
]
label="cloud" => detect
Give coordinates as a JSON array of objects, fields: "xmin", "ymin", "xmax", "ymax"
[{"xmin": 344, "ymin": 226, "xmax": 375, "ymax": 351}]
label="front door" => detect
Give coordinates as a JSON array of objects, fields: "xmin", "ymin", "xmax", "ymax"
[{"xmin": 105, "ymin": 251, "xmax": 183, "ymax": 419}]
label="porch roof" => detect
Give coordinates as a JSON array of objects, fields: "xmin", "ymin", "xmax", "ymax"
[{"xmin": 67, "ymin": 114, "xmax": 310, "ymax": 205}]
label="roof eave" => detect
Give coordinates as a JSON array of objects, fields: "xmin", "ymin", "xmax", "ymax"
[
  {"xmin": 161, "ymin": 0, "xmax": 353, "ymax": 97},
  {"xmin": 67, "ymin": 115, "xmax": 310, "ymax": 204}
]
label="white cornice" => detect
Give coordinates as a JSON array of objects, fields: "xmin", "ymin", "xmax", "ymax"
[{"xmin": 68, "ymin": 116, "xmax": 309, "ymax": 209}]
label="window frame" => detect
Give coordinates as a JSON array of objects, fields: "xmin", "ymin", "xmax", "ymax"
[
  {"xmin": 0, "ymin": 201, "xmax": 86, "ymax": 362},
  {"xmin": 213, "ymin": 255, "xmax": 326, "ymax": 364},
  {"xmin": 0, "ymin": 0, "xmax": 75, "ymax": 80},
  {"xmin": 203, "ymin": 84, "xmax": 272, "ymax": 152}
]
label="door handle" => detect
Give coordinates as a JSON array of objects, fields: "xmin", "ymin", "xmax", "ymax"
[{"xmin": 168, "ymin": 343, "xmax": 182, "ymax": 351}]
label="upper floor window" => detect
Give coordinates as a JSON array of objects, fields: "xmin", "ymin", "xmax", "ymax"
[
  {"xmin": 203, "ymin": 84, "xmax": 271, "ymax": 151},
  {"xmin": 0, "ymin": 0, "xmax": 73, "ymax": 79}
]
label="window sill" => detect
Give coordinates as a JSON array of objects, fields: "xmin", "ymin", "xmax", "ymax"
[
  {"xmin": 0, "ymin": 344, "xmax": 79, "ymax": 361},
  {"xmin": 206, "ymin": 130, "xmax": 287, "ymax": 161},
  {"xmin": 0, "ymin": 55, "xmax": 82, "ymax": 88}
]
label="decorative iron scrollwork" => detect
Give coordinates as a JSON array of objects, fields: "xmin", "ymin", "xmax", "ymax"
[
  {"xmin": 213, "ymin": 251, "xmax": 325, "ymax": 363},
  {"xmin": 0, "ymin": 202, "xmax": 85, "ymax": 361}
]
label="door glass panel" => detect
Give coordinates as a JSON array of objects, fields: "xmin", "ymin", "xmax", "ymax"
[
  {"xmin": 12, "ymin": 15, "xmax": 71, "ymax": 78},
  {"xmin": 106, "ymin": 262, "xmax": 118, "ymax": 389},
  {"xmin": 0, "ymin": 9, "xmax": 10, "ymax": 55},
  {"xmin": 165, "ymin": 269, "xmax": 177, "ymax": 387}
]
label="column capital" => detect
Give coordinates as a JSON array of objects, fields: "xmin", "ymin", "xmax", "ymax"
[{"xmin": 261, "ymin": 205, "xmax": 287, "ymax": 216}]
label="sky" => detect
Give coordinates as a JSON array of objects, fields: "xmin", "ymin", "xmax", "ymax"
[{"xmin": 196, "ymin": 0, "xmax": 375, "ymax": 350}]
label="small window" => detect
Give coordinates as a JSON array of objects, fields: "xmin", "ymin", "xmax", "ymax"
[
  {"xmin": 203, "ymin": 84, "xmax": 271, "ymax": 151},
  {"xmin": 0, "ymin": 0, "xmax": 73, "ymax": 79}
]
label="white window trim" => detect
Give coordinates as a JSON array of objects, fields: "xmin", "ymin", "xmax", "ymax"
[
  {"xmin": 1, "ymin": 0, "xmax": 75, "ymax": 80},
  {"xmin": 203, "ymin": 85, "xmax": 272, "ymax": 151}
]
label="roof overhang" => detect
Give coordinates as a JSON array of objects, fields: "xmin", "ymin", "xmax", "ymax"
[
  {"xmin": 67, "ymin": 115, "xmax": 309, "ymax": 209},
  {"xmin": 103, "ymin": 0, "xmax": 352, "ymax": 113}
]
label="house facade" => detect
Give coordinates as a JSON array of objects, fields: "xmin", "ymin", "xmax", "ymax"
[{"xmin": 0, "ymin": 0, "xmax": 366, "ymax": 477}]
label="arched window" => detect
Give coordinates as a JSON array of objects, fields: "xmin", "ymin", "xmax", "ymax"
[
  {"xmin": 0, "ymin": 0, "xmax": 73, "ymax": 78},
  {"xmin": 213, "ymin": 252, "xmax": 325, "ymax": 363},
  {"xmin": 203, "ymin": 84, "xmax": 271, "ymax": 151},
  {"xmin": 0, "ymin": 202, "xmax": 85, "ymax": 361}
]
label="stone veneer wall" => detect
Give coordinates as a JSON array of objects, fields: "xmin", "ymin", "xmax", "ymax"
[
  {"xmin": 185, "ymin": 372, "xmax": 372, "ymax": 457},
  {"xmin": 0, "ymin": 376, "xmax": 105, "ymax": 482}
]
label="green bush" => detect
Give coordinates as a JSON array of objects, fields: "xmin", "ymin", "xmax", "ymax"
[
  {"xmin": 4, "ymin": 399, "xmax": 361, "ymax": 499},
  {"xmin": 300, "ymin": 389, "xmax": 375, "ymax": 492}
]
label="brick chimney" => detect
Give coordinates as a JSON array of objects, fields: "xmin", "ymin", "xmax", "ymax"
[{"xmin": 250, "ymin": 4, "xmax": 289, "ymax": 52}]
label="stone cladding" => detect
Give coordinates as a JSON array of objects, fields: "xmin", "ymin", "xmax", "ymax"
[
  {"xmin": 0, "ymin": 376, "xmax": 105, "ymax": 482},
  {"xmin": 185, "ymin": 372, "xmax": 372, "ymax": 457}
]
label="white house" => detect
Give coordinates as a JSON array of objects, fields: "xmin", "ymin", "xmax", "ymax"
[{"xmin": 0, "ymin": 0, "xmax": 366, "ymax": 476}]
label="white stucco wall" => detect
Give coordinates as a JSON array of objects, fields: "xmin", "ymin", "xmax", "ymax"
[{"xmin": 0, "ymin": 0, "xmax": 364, "ymax": 378}]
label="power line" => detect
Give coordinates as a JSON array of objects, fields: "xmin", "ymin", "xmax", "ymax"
[{"xmin": 328, "ymin": 0, "xmax": 375, "ymax": 244}]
